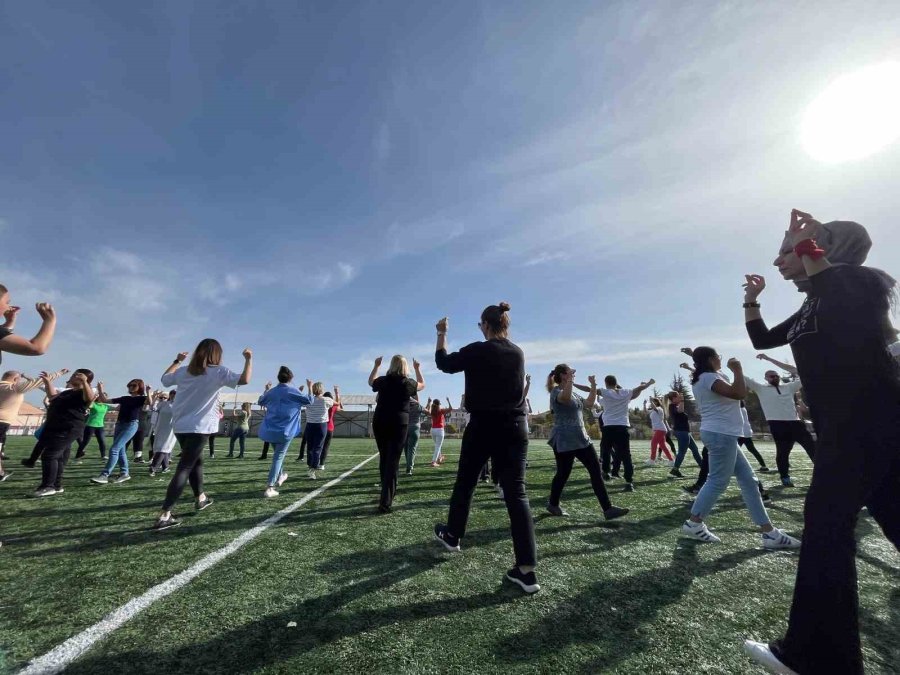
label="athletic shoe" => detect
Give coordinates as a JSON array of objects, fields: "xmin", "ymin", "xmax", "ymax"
[
  {"xmin": 762, "ymin": 529, "xmax": 801, "ymax": 550},
  {"xmin": 623, "ymin": 483, "xmax": 635, "ymax": 492},
  {"xmin": 277, "ymin": 472, "xmax": 289, "ymax": 487},
  {"xmin": 377, "ymin": 504, "xmax": 392, "ymax": 514},
  {"xmin": 149, "ymin": 469, "xmax": 157, "ymax": 477},
  {"xmin": 495, "ymin": 484, "xmax": 505, "ymax": 500},
  {"xmin": 758, "ymin": 466, "xmax": 771, "ymax": 473},
  {"xmin": 264, "ymin": 487, "xmax": 279, "ymax": 498},
  {"xmin": 666, "ymin": 460, "xmax": 675, "ymax": 467},
  {"xmin": 113, "ymin": 474, "xmax": 131, "ymax": 483},
  {"xmin": 682, "ymin": 485, "xmax": 699, "ymax": 495},
  {"xmin": 91, "ymin": 474, "xmax": 109, "ymax": 484},
  {"xmin": 743, "ymin": 640, "xmax": 799, "ymax": 675},
  {"xmin": 153, "ymin": 515, "xmax": 181, "ymax": 531},
  {"xmin": 209, "ymin": 453, "xmax": 215, "ymax": 459},
  {"xmin": 645, "ymin": 459, "xmax": 657, "ymax": 466},
  {"xmin": 505, "ymin": 568, "xmax": 540, "ymax": 594},
  {"xmin": 54, "ymin": 487, "xmax": 65, "ymax": 494},
  {"xmin": 430, "ymin": 462, "xmax": 439, "ymax": 468},
  {"xmin": 0, "ymin": 472, "xmax": 11, "ymax": 482},
  {"xmin": 669, "ymin": 468, "xmax": 684, "ymax": 478},
  {"xmin": 161, "ymin": 467, "xmax": 171, "ymax": 474},
  {"xmin": 0, "ymin": 451, "xmax": 6, "ymax": 460},
  {"xmin": 781, "ymin": 476, "xmax": 795, "ymax": 487},
  {"xmin": 610, "ymin": 471, "xmax": 620, "ymax": 478},
  {"xmin": 602, "ymin": 472, "xmax": 611, "ymax": 481},
  {"xmin": 34, "ymin": 487, "xmax": 57, "ymax": 497},
  {"xmin": 317, "ymin": 465, "xmax": 325, "ymax": 470},
  {"xmin": 21, "ymin": 458, "xmax": 36, "ymax": 468},
  {"xmin": 133, "ymin": 457, "xmax": 146, "ymax": 464},
  {"xmin": 681, "ymin": 520, "xmax": 721, "ymax": 543},
  {"xmin": 406, "ymin": 469, "xmax": 413, "ymax": 476},
  {"xmin": 546, "ymin": 503, "xmax": 568, "ymax": 517},
  {"xmin": 196, "ymin": 496, "xmax": 214, "ymax": 511},
  {"xmin": 434, "ymin": 524, "xmax": 460, "ymax": 552},
  {"xmin": 603, "ymin": 506, "xmax": 630, "ymax": 521},
  {"xmin": 257, "ymin": 455, "xmax": 267, "ymax": 460},
  {"xmin": 74, "ymin": 452, "xmax": 86, "ymax": 460},
  {"xmin": 479, "ymin": 475, "xmax": 490, "ymax": 483},
  {"xmin": 307, "ymin": 468, "xmax": 317, "ymax": 480}
]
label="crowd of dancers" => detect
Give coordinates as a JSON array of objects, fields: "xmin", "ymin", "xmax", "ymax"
[{"xmin": 1, "ymin": 209, "xmax": 899, "ymax": 675}]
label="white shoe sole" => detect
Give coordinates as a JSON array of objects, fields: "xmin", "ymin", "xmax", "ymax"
[
  {"xmin": 681, "ymin": 525, "xmax": 721, "ymax": 543},
  {"xmin": 433, "ymin": 531, "xmax": 460, "ymax": 553},
  {"xmin": 505, "ymin": 573, "xmax": 540, "ymax": 594},
  {"xmin": 743, "ymin": 640, "xmax": 798, "ymax": 674}
]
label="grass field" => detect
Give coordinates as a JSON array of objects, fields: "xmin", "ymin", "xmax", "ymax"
[{"xmin": 1, "ymin": 435, "xmax": 897, "ymax": 674}]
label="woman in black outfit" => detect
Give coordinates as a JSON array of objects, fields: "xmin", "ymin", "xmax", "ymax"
[
  {"xmin": 369, "ymin": 355, "xmax": 425, "ymax": 513},
  {"xmin": 432, "ymin": 302, "xmax": 540, "ymax": 594},
  {"xmin": 742, "ymin": 211, "xmax": 900, "ymax": 675}
]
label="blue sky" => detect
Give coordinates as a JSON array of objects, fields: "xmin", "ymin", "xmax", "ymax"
[{"xmin": 3, "ymin": 1, "xmax": 900, "ymax": 411}]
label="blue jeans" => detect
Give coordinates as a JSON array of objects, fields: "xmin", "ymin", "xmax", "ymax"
[
  {"xmin": 266, "ymin": 440, "xmax": 292, "ymax": 487},
  {"xmin": 673, "ymin": 430, "xmax": 702, "ymax": 468},
  {"xmin": 693, "ymin": 430, "xmax": 770, "ymax": 526},
  {"xmin": 102, "ymin": 420, "xmax": 138, "ymax": 476}
]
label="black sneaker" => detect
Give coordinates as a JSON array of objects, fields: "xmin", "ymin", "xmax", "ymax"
[
  {"xmin": 546, "ymin": 503, "xmax": 568, "ymax": 517},
  {"xmin": 669, "ymin": 468, "xmax": 684, "ymax": 478},
  {"xmin": 505, "ymin": 567, "xmax": 540, "ymax": 594},
  {"xmin": 758, "ymin": 467, "xmax": 771, "ymax": 473},
  {"xmin": 257, "ymin": 455, "xmax": 267, "ymax": 460},
  {"xmin": 153, "ymin": 515, "xmax": 181, "ymax": 531},
  {"xmin": 195, "ymin": 496, "xmax": 214, "ymax": 511},
  {"xmin": 21, "ymin": 458, "xmax": 36, "ymax": 468},
  {"xmin": 377, "ymin": 504, "xmax": 393, "ymax": 514},
  {"xmin": 623, "ymin": 483, "xmax": 635, "ymax": 492},
  {"xmin": 74, "ymin": 452, "xmax": 86, "ymax": 460},
  {"xmin": 610, "ymin": 471, "xmax": 620, "ymax": 479},
  {"xmin": 434, "ymin": 523, "xmax": 460, "ymax": 552},
  {"xmin": 682, "ymin": 485, "xmax": 699, "ymax": 495},
  {"xmin": 603, "ymin": 505, "xmax": 630, "ymax": 521},
  {"xmin": 781, "ymin": 476, "xmax": 795, "ymax": 488}
]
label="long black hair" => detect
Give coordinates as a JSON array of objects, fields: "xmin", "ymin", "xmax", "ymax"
[{"xmin": 690, "ymin": 346, "xmax": 718, "ymax": 385}]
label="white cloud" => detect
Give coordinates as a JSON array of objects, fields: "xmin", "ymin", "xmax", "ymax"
[
  {"xmin": 523, "ymin": 251, "xmax": 570, "ymax": 267},
  {"xmin": 383, "ymin": 219, "xmax": 465, "ymax": 259}
]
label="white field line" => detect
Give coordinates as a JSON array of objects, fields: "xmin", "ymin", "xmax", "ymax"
[{"xmin": 19, "ymin": 452, "xmax": 379, "ymax": 675}]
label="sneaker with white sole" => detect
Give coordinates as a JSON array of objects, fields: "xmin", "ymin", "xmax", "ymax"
[
  {"xmin": 153, "ymin": 515, "xmax": 181, "ymax": 531},
  {"xmin": 91, "ymin": 474, "xmax": 109, "ymax": 484},
  {"xmin": 307, "ymin": 468, "xmax": 317, "ymax": 480},
  {"xmin": 495, "ymin": 485, "xmax": 504, "ymax": 500},
  {"xmin": 264, "ymin": 487, "xmax": 279, "ymax": 498},
  {"xmin": 761, "ymin": 529, "xmax": 801, "ymax": 550},
  {"xmin": 276, "ymin": 472, "xmax": 288, "ymax": 487},
  {"xmin": 546, "ymin": 503, "xmax": 568, "ymax": 517},
  {"xmin": 0, "ymin": 472, "xmax": 11, "ymax": 482},
  {"xmin": 645, "ymin": 459, "xmax": 657, "ymax": 466},
  {"xmin": 34, "ymin": 487, "xmax": 57, "ymax": 497},
  {"xmin": 195, "ymin": 496, "xmax": 214, "ymax": 511},
  {"xmin": 434, "ymin": 523, "xmax": 460, "ymax": 552},
  {"xmin": 743, "ymin": 640, "xmax": 798, "ymax": 674},
  {"xmin": 113, "ymin": 474, "xmax": 131, "ymax": 483},
  {"xmin": 505, "ymin": 567, "xmax": 540, "ymax": 594},
  {"xmin": 681, "ymin": 520, "xmax": 721, "ymax": 543}
]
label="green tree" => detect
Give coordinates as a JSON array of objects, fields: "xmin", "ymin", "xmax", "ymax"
[{"xmin": 669, "ymin": 373, "xmax": 699, "ymax": 421}]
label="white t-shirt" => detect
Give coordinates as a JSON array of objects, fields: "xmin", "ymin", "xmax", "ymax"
[
  {"xmin": 304, "ymin": 395, "xmax": 334, "ymax": 423},
  {"xmin": 648, "ymin": 407, "xmax": 668, "ymax": 432},
  {"xmin": 152, "ymin": 400, "xmax": 176, "ymax": 453},
  {"xmin": 745, "ymin": 377, "xmax": 802, "ymax": 421},
  {"xmin": 740, "ymin": 406, "xmax": 753, "ymax": 438},
  {"xmin": 161, "ymin": 365, "xmax": 241, "ymax": 434},
  {"xmin": 692, "ymin": 372, "xmax": 743, "ymax": 436},
  {"xmin": 598, "ymin": 388, "xmax": 632, "ymax": 426}
]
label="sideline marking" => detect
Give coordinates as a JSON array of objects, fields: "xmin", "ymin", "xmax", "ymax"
[{"xmin": 19, "ymin": 452, "xmax": 379, "ymax": 675}]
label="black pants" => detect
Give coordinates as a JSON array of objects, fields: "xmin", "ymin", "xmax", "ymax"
[
  {"xmin": 208, "ymin": 433, "xmax": 217, "ymax": 457},
  {"xmin": 447, "ymin": 415, "xmax": 536, "ymax": 567},
  {"xmin": 260, "ymin": 441, "xmax": 270, "ymax": 459},
  {"xmin": 75, "ymin": 426, "xmax": 107, "ymax": 458},
  {"xmin": 768, "ymin": 420, "xmax": 816, "ymax": 479},
  {"xmin": 320, "ymin": 430, "xmax": 333, "ymax": 466},
  {"xmin": 479, "ymin": 458, "xmax": 499, "ymax": 483},
  {"xmin": 228, "ymin": 428, "xmax": 246, "ymax": 456},
  {"xmin": 604, "ymin": 426, "xmax": 634, "ymax": 483},
  {"xmin": 549, "ymin": 444, "xmax": 612, "ymax": 512},
  {"xmin": 738, "ymin": 436, "xmax": 767, "ymax": 468},
  {"xmin": 27, "ymin": 436, "xmax": 48, "ymax": 464},
  {"xmin": 775, "ymin": 415, "xmax": 900, "ymax": 675},
  {"xmin": 162, "ymin": 433, "xmax": 208, "ymax": 511},
  {"xmin": 39, "ymin": 431, "xmax": 77, "ymax": 490},
  {"xmin": 296, "ymin": 430, "xmax": 307, "ymax": 460},
  {"xmin": 599, "ymin": 429, "xmax": 616, "ymax": 474},
  {"xmin": 373, "ymin": 418, "xmax": 408, "ymax": 509},
  {"xmin": 692, "ymin": 446, "xmax": 711, "ymax": 490},
  {"xmin": 126, "ymin": 421, "xmax": 147, "ymax": 457}
]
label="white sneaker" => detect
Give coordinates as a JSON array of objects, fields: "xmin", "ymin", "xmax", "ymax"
[
  {"xmin": 495, "ymin": 484, "xmax": 504, "ymax": 500},
  {"xmin": 307, "ymin": 468, "xmax": 317, "ymax": 480},
  {"xmin": 666, "ymin": 460, "xmax": 675, "ymax": 467},
  {"xmin": 743, "ymin": 640, "xmax": 798, "ymax": 674},
  {"xmin": 277, "ymin": 472, "xmax": 288, "ymax": 487},
  {"xmin": 91, "ymin": 474, "xmax": 109, "ymax": 484},
  {"xmin": 264, "ymin": 487, "xmax": 279, "ymax": 498},
  {"xmin": 762, "ymin": 529, "xmax": 801, "ymax": 550},
  {"xmin": 681, "ymin": 520, "xmax": 721, "ymax": 543},
  {"xmin": 645, "ymin": 459, "xmax": 657, "ymax": 466}
]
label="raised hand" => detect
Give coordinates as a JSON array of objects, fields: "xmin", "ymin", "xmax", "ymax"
[
  {"xmin": 436, "ymin": 317, "xmax": 449, "ymax": 334},
  {"xmin": 525, "ymin": 374, "xmax": 531, "ymax": 384},
  {"xmin": 175, "ymin": 352, "xmax": 189, "ymax": 363},
  {"xmin": 36, "ymin": 303, "xmax": 55, "ymax": 321},
  {"xmin": 60, "ymin": 368, "xmax": 70, "ymax": 375},
  {"xmin": 374, "ymin": 356, "xmax": 383, "ymax": 368},
  {"xmin": 2, "ymin": 305, "xmax": 20, "ymax": 325},
  {"xmin": 679, "ymin": 363, "xmax": 692, "ymax": 371},
  {"xmin": 756, "ymin": 353, "xmax": 770, "ymax": 361},
  {"xmin": 413, "ymin": 359, "xmax": 421, "ymax": 370},
  {"xmin": 726, "ymin": 357, "xmax": 742, "ymax": 372},
  {"xmin": 647, "ymin": 378, "xmax": 656, "ymax": 386},
  {"xmin": 743, "ymin": 274, "xmax": 766, "ymax": 301},
  {"xmin": 680, "ymin": 347, "xmax": 693, "ymax": 357},
  {"xmin": 789, "ymin": 208, "xmax": 821, "ymax": 246},
  {"xmin": 587, "ymin": 375, "xmax": 596, "ymax": 387},
  {"xmin": 242, "ymin": 348, "xmax": 253, "ymax": 359},
  {"xmin": 264, "ymin": 381, "xmax": 272, "ymax": 390}
]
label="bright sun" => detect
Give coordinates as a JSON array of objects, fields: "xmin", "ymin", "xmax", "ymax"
[{"xmin": 801, "ymin": 61, "xmax": 900, "ymax": 163}]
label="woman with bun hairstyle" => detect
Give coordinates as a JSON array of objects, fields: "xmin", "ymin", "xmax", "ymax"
[
  {"xmin": 742, "ymin": 211, "xmax": 900, "ymax": 675},
  {"xmin": 432, "ymin": 302, "xmax": 540, "ymax": 594},
  {"xmin": 546, "ymin": 364, "xmax": 629, "ymax": 521},
  {"xmin": 152, "ymin": 339, "xmax": 252, "ymax": 530},
  {"xmin": 257, "ymin": 366, "xmax": 314, "ymax": 497}
]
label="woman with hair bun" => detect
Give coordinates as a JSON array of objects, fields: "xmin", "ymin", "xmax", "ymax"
[
  {"xmin": 257, "ymin": 366, "xmax": 314, "ymax": 498},
  {"xmin": 546, "ymin": 364, "xmax": 629, "ymax": 521},
  {"xmin": 369, "ymin": 355, "xmax": 425, "ymax": 512},
  {"xmin": 742, "ymin": 210, "xmax": 900, "ymax": 675},
  {"xmin": 432, "ymin": 302, "xmax": 540, "ymax": 594}
]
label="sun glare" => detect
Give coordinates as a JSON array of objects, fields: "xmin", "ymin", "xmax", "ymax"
[{"xmin": 801, "ymin": 61, "xmax": 900, "ymax": 163}]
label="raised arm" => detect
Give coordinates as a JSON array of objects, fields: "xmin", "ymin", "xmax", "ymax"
[
  {"xmin": 368, "ymin": 357, "xmax": 382, "ymax": 387},
  {"xmin": 0, "ymin": 303, "xmax": 57, "ymax": 356},
  {"xmin": 238, "ymin": 348, "xmax": 253, "ymax": 385},
  {"xmin": 556, "ymin": 367, "xmax": 575, "ymax": 405},
  {"xmin": 18, "ymin": 368, "xmax": 69, "ymax": 393},
  {"xmin": 434, "ymin": 317, "xmax": 467, "ymax": 373},
  {"xmin": 742, "ymin": 275, "xmax": 795, "ymax": 349},
  {"xmin": 40, "ymin": 371, "xmax": 58, "ymax": 399},
  {"xmin": 584, "ymin": 375, "xmax": 598, "ymax": 409},
  {"xmin": 630, "ymin": 379, "xmax": 655, "ymax": 400},
  {"xmin": 71, "ymin": 371, "xmax": 94, "ymax": 404},
  {"xmin": 710, "ymin": 358, "xmax": 747, "ymax": 400},
  {"xmin": 96, "ymin": 380, "xmax": 110, "ymax": 403},
  {"xmin": 757, "ymin": 353, "xmax": 799, "ymax": 376},
  {"xmin": 445, "ymin": 397, "xmax": 453, "ymax": 413},
  {"xmin": 413, "ymin": 359, "xmax": 425, "ymax": 391},
  {"xmin": 333, "ymin": 385, "xmax": 342, "ymax": 407},
  {"xmin": 163, "ymin": 352, "xmax": 188, "ymax": 380},
  {"xmin": 523, "ymin": 374, "xmax": 531, "ymax": 398}
]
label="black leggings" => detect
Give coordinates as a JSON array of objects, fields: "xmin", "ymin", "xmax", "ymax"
[
  {"xmin": 296, "ymin": 431, "xmax": 308, "ymax": 460},
  {"xmin": 738, "ymin": 436, "xmax": 767, "ymax": 468},
  {"xmin": 373, "ymin": 419, "xmax": 408, "ymax": 509},
  {"xmin": 769, "ymin": 420, "xmax": 816, "ymax": 479},
  {"xmin": 446, "ymin": 415, "xmax": 536, "ymax": 567},
  {"xmin": 162, "ymin": 433, "xmax": 208, "ymax": 511},
  {"xmin": 549, "ymin": 444, "xmax": 612, "ymax": 511},
  {"xmin": 76, "ymin": 426, "xmax": 107, "ymax": 457},
  {"xmin": 605, "ymin": 426, "xmax": 634, "ymax": 483},
  {"xmin": 260, "ymin": 441, "xmax": 270, "ymax": 459},
  {"xmin": 320, "ymin": 430, "xmax": 333, "ymax": 466}
]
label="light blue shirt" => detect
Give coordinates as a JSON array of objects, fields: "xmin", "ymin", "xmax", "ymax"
[
  {"xmin": 548, "ymin": 387, "xmax": 591, "ymax": 453},
  {"xmin": 257, "ymin": 384, "xmax": 314, "ymax": 443}
]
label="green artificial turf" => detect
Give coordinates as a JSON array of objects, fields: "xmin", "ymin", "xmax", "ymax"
[{"xmin": 1, "ymin": 436, "xmax": 897, "ymax": 674}]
